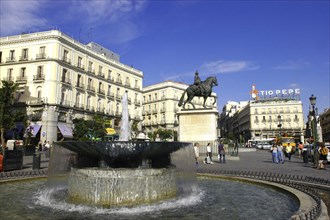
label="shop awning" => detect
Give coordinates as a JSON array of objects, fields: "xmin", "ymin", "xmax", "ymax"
[
  {"xmin": 32, "ymin": 124, "xmax": 42, "ymax": 137},
  {"xmin": 106, "ymin": 128, "xmax": 116, "ymax": 135},
  {"xmin": 58, "ymin": 123, "xmax": 73, "ymax": 138}
]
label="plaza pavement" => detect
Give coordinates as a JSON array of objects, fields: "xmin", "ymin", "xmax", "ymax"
[
  {"xmin": 13, "ymin": 148, "xmax": 330, "ymax": 181},
  {"xmin": 197, "ymin": 148, "xmax": 330, "ymax": 180}
]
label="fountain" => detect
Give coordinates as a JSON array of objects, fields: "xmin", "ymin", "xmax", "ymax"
[
  {"xmin": 54, "ymin": 92, "xmax": 192, "ymax": 207},
  {"xmin": 0, "ymin": 92, "xmax": 302, "ymax": 219}
]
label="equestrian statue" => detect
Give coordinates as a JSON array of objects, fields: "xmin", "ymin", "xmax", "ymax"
[{"xmin": 178, "ymin": 71, "xmax": 218, "ymax": 109}]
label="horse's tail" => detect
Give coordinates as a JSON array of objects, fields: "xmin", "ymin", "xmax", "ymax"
[{"xmin": 178, "ymin": 90, "xmax": 187, "ymax": 107}]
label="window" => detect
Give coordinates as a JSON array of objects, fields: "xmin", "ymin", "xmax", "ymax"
[
  {"xmin": 37, "ymin": 46, "xmax": 46, "ymax": 59},
  {"xmin": 63, "ymin": 50, "xmax": 69, "ymax": 60},
  {"xmin": 21, "ymin": 67, "xmax": 26, "ymax": 77},
  {"xmin": 78, "ymin": 57, "xmax": 82, "ymax": 67},
  {"xmin": 88, "ymin": 61, "xmax": 93, "ymax": 71},
  {"xmin": 99, "ymin": 65, "xmax": 103, "ymax": 73},
  {"xmin": 108, "ymin": 70, "xmax": 112, "ymax": 80},
  {"xmin": 39, "ymin": 46, "xmax": 45, "ymax": 54},
  {"xmin": 21, "ymin": 48, "xmax": 28, "ymax": 60},
  {"xmin": 154, "ymin": 93, "xmax": 157, "ymax": 100},
  {"xmin": 62, "ymin": 68, "xmax": 68, "ymax": 82},
  {"xmin": 37, "ymin": 66, "xmax": 43, "ymax": 77},
  {"xmin": 76, "ymin": 93, "xmax": 80, "ymax": 106},
  {"xmin": 37, "ymin": 87, "xmax": 42, "ymax": 98},
  {"xmin": 0, "ymin": 51, "xmax": 2, "ymax": 63},
  {"xmin": 9, "ymin": 50, "xmax": 15, "ymax": 61},
  {"xmin": 7, "ymin": 68, "xmax": 13, "ymax": 81}
]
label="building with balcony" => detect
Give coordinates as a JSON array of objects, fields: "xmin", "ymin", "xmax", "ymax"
[
  {"xmin": 319, "ymin": 108, "xmax": 330, "ymax": 142},
  {"xmin": 219, "ymin": 95, "xmax": 305, "ymax": 143},
  {"xmin": 0, "ymin": 30, "xmax": 143, "ymax": 143},
  {"xmin": 142, "ymin": 80, "xmax": 218, "ymax": 140}
]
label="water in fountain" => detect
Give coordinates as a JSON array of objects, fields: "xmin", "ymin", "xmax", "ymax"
[{"xmin": 119, "ymin": 91, "xmax": 130, "ymax": 141}]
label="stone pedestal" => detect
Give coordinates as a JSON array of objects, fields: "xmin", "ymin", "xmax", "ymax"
[{"xmin": 177, "ymin": 109, "xmax": 219, "ymax": 142}]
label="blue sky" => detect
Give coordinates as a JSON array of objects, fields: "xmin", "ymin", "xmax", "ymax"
[{"xmin": 1, "ymin": 0, "xmax": 329, "ymax": 118}]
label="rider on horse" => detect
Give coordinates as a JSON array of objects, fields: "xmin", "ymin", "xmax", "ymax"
[{"xmin": 194, "ymin": 71, "xmax": 205, "ymax": 95}]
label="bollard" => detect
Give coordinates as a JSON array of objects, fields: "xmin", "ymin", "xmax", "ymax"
[{"xmin": 32, "ymin": 153, "xmax": 41, "ymax": 170}]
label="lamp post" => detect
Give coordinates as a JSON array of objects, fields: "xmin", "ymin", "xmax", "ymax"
[
  {"xmin": 277, "ymin": 115, "xmax": 282, "ymax": 137},
  {"xmin": 309, "ymin": 94, "xmax": 317, "ymax": 144}
]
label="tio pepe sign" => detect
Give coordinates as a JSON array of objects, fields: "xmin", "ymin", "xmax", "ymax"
[{"xmin": 259, "ymin": 88, "xmax": 300, "ymax": 96}]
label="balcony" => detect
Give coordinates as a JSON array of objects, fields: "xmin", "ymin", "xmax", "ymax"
[
  {"xmin": 87, "ymin": 68, "xmax": 95, "ymax": 74},
  {"xmin": 134, "ymin": 99, "xmax": 140, "ymax": 106},
  {"xmin": 76, "ymin": 83, "xmax": 85, "ymax": 90},
  {"xmin": 33, "ymin": 74, "xmax": 45, "ymax": 81},
  {"xmin": 107, "ymin": 92, "xmax": 115, "ymax": 100},
  {"xmin": 76, "ymin": 63, "xmax": 85, "ymax": 70},
  {"xmin": 152, "ymin": 109, "xmax": 158, "ymax": 114},
  {"xmin": 108, "ymin": 77, "xmax": 114, "ymax": 82},
  {"xmin": 74, "ymin": 103, "xmax": 84, "ymax": 109},
  {"xmin": 86, "ymin": 105, "xmax": 94, "ymax": 112},
  {"xmin": 86, "ymin": 85, "xmax": 95, "ymax": 92},
  {"xmin": 116, "ymin": 78, "xmax": 122, "ymax": 84},
  {"xmin": 115, "ymin": 94, "xmax": 121, "ymax": 101},
  {"xmin": 6, "ymin": 57, "xmax": 16, "ymax": 63},
  {"xmin": 59, "ymin": 100, "xmax": 71, "ymax": 107},
  {"xmin": 124, "ymin": 81, "xmax": 131, "ymax": 87},
  {"xmin": 62, "ymin": 56, "xmax": 71, "ymax": 64},
  {"xmin": 61, "ymin": 77, "xmax": 71, "ymax": 85},
  {"xmin": 96, "ymin": 107, "xmax": 105, "ymax": 113},
  {"xmin": 36, "ymin": 53, "xmax": 47, "ymax": 60},
  {"xmin": 19, "ymin": 56, "xmax": 29, "ymax": 61},
  {"xmin": 160, "ymin": 108, "xmax": 166, "ymax": 113},
  {"xmin": 98, "ymin": 88, "xmax": 105, "ymax": 95},
  {"xmin": 16, "ymin": 76, "xmax": 27, "ymax": 84},
  {"xmin": 134, "ymin": 85, "xmax": 140, "ymax": 90},
  {"xmin": 3, "ymin": 77, "xmax": 14, "ymax": 83},
  {"xmin": 98, "ymin": 72, "xmax": 105, "ymax": 78},
  {"xmin": 115, "ymin": 111, "xmax": 121, "ymax": 116}
]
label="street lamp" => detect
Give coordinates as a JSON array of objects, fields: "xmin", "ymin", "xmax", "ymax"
[
  {"xmin": 309, "ymin": 94, "xmax": 317, "ymax": 143},
  {"xmin": 277, "ymin": 115, "xmax": 282, "ymax": 137}
]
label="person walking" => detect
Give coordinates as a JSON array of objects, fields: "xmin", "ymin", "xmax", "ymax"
[
  {"xmin": 194, "ymin": 143, "xmax": 200, "ymax": 166},
  {"xmin": 277, "ymin": 143, "xmax": 284, "ymax": 164},
  {"xmin": 285, "ymin": 144, "xmax": 293, "ymax": 161},
  {"xmin": 317, "ymin": 142, "xmax": 329, "ymax": 170},
  {"xmin": 298, "ymin": 142, "xmax": 304, "ymax": 159},
  {"xmin": 218, "ymin": 140, "xmax": 226, "ymax": 163},
  {"xmin": 271, "ymin": 144, "xmax": 278, "ymax": 164},
  {"xmin": 206, "ymin": 143, "xmax": 213, "ymax": 162}
]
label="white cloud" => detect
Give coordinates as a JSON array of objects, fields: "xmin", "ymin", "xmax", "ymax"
[
  {"xmin": 72, "ymin": 0, "xmax": 147, "ymax": 43},
  {"xmin": 274, "ymin": 60, "xmax": 310, "ymax": 70},
  {"xmin": 163, "ymin": 59, "xmax": 259, "ymax": 83},
  {"xmin": 0, "ymin": 0, "xmax": 47, "ymax": 36},
  {"xmin": 201, "ymin": 60, "xmax": 259, "ymax": 74},
  {"xmin": 73, "ymin": 0, "xmax": 147, "ymax": 23}
]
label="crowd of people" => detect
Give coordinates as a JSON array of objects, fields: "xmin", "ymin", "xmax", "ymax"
[
  {"xmin": 194, "ymin": 140, "xmax": 226, "ymax": 166},
  {"xmin": 270, "ymin": 141, "xmax": 328, "ymax": 170},
  {"xmin": 193, "ymin": 140, "xmax": 329, "ymax": 170}
]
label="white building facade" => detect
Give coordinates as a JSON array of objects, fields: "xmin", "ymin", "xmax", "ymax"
[{"xmin": 0, "ymin": 30, "xmax": 143, "ymax": 144}]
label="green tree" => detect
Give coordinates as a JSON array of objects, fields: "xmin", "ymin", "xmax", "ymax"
[
  {"xmin": 148, "ymin": 128, "xmax": 173, "ymax": 141},
  {"xmin": 73, "ymin": 115, "xmax": 106, "ymax": 141},
  {"xmin": 0, "ymin": 81, "xmax": 19, "ymax": 148}
]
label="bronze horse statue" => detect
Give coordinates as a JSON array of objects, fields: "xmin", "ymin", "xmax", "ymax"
[{"xmin": 178, "ymin": 76, "xmax": 218, "ymax": 109}]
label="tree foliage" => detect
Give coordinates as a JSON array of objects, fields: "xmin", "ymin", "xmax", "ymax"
[
  {"xmin": 73, "ymin": 115, "xmax": 107, "ymax": 141},
  {"xmin": 148, "ymin": 128, "xmax": 173, "ymax": 141},
  {"xmin": 0, "ymin": 81, "xmax": 20, "ymax": 147}
]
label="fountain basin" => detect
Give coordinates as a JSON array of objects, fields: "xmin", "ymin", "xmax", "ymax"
[{"xmin": 68, "ymin": 167, "xmax": 177, "ymax": 207}]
